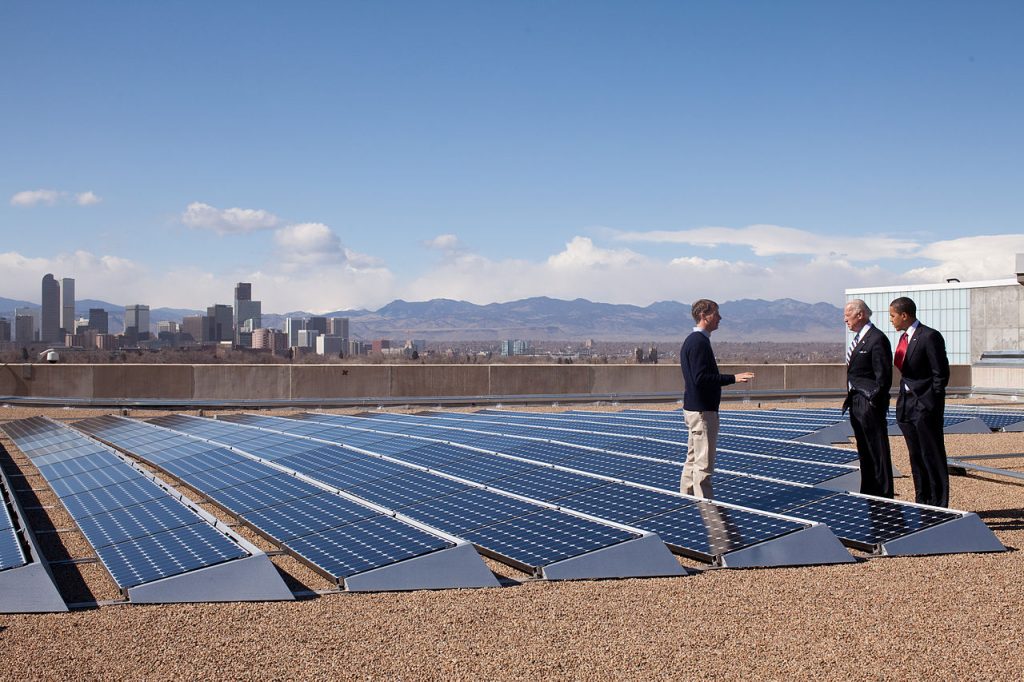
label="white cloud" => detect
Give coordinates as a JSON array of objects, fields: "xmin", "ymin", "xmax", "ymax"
[
  {"xmin": 905, "ymin": 234, "xmax": 1024, "ymax": 282},
  {"xmin": 10, "ymin": 188, "xmax": 104, "ymax": 207},
  {"xmin": 273, "ymin": 222, "xmax": 345, "ymax": 268},
  {"xmin": 547, "ymin": 236, "xmax": 643, "ymax": 269},
  {"xmin": 10, "ymin": 189, "xmax": 61, "ymax": 207},
  {"xmin": 181, "ymin": 202, "xmax": 280, "ymax": 235},
  {"xmin": 615, "ymin": 224, "xmax": 920, "ymax": 261},
  {"xmin": 424, "ymin": 234, "xmax": 463, "ymax": 251}
]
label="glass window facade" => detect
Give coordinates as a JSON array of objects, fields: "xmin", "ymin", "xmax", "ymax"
[{"xmin": 846, "ymin": 286, "xmax": 971, "ymax": 364}]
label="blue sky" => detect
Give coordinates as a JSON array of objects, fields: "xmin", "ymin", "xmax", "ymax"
[{"xmin": 2, "ymin": 1, "xmax": 1023, "ymax": 313}]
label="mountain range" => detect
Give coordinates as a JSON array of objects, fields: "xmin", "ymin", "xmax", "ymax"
[{"xmin": 1, "ymin": 296, "xmax": 843, "ymax": 342}]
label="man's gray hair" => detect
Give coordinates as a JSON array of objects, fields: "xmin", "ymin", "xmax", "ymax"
[{"xmin": 845, "ymin": 298, "xmax": 872, "ymax": 317}]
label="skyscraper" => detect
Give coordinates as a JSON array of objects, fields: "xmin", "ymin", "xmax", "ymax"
[
  {"xmin": 124, "ymin": 304, "xmax": 151, "ymax": 341},
  {"xmin": 88, "ymin": 308, "xmax": 109, "ymax": 335},
  {"xmin": 284, "ymin": 317, "xmax": 305, "ymax": 347},
  {"xmin": 233, "ymin": 282, "xmax": 261, "ymax": 346},
  {"xmin": 0, "ymin": 317, "xmax": 10, "ymax": 342},
  {"xmin": 207, "ymin": 305, "xmax": 233, "ymax": 342},
  {"xmin": 60, "ymin": 277, "xmax": 75, "ymax": 334},
  {"xmin": 329, "ymin": 317, "xmax": 350, "ymax": 339},
  {"xmin": 41, "ymin": 274, "xmax": 60, "ymax": 342}
]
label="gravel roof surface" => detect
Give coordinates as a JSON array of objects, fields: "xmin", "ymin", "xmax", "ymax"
[{"xmin": 1, "ymin": 401, "xmax": 1022, "ymax": 680}]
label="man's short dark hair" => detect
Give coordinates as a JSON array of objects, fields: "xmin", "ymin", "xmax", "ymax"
[
  {"xmin": 691, "ymin": 299, "xmax": 719, "ymax": 322},
  {"xmin": 890, "ymin": 296, "xmax": 917, "ymax": 317}
]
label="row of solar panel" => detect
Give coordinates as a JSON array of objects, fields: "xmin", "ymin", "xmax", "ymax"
[
  {"xmin": 275, "ymin": 412, "xmax": 966, "ymax": 552},
  {"xmin": 158, "ymin": 413, "xmax": 825, "ymax": 563},
  {"xmin": 72, "ymin": 416, "xmax": 469, "ymax": 580}
]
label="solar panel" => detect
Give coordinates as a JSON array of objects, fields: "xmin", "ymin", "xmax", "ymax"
[
  {"xmin": 285, "ymin": 515, "xmax": 452, "ymax": 579},
  {"xmin": 0, "ymin": 525, "xmax": 25, "ymax": 572},
  {"xmin": 636, "ymin": 502, "xmax": 804, "ymax": 559},
  {"xmin": 396, "ymin": 488, "xmax": 539, "ymax": 535},
  {"xmin": 780, "ymin": 495, "xmax": 959, "ymax": 549},
  {"xmin": 74, "ymin": 496, "xmax": 206, "ymax": 549},
  {"xmin": 241, "ymin": 492, "xmax": 381, "ymax": 542},
  {"xmin": 303, "ymin": 412, "xmax": 998, "ymax": 557},
  {"xmin": 459, "ymin": 509, "xmax": 635, "ymax": 570},
  {"xmin": 73, "ymin": 416, "xmax": 477, "ymax": 586},
  {"xmin": 95, "ymin": 522, "xmax": 249, "ymax": 589},
  {"xmin": 1, "ymin": 417, "xmax": 257, "ymax": 595}
]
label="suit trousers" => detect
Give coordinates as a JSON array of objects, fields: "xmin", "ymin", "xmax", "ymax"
[
  {"xmin": 898, "ymin": 411, "xmax": 949, "ymax": 507},
  {"xmin": 848, "ymin": 393, "xmax": 894, "ymax": 498},
  {"xmin": 681, "ymin": 409, "xmax": 720, "ymax": 498}
]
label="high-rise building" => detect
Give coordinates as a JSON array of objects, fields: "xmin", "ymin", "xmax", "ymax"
[
  {"xmin": 371, "ymin": 339, "xmax": 391, "ymax": 353},
  {"xmin": 233, "ymin": 282, "xmax": 261, "ymax": 346},
  {"xmin": 182, "ymin": 315, "xmax": 211, "ymax": 343},
  {"xmin": 307, "ymin": 316, "xmax": 328, "ymax": 336},
  {"xmin": 252, "ymin": 328, "xmax": 287, "ymax": 353},
  {"xmin": 0, "ymin": 317, "xmax": 10, "ymax": 342},
  {"xmin": 329, "ymin": 317, "xmax": 350, "ymax": 339},
  {"xmin": 15, "ymin": 307, "xmax": 40, "ymax": 342},
  {"xmin": 15, "ymin": 314, "xmax": 34, "ymax": 344},
  {"xmin": 206, "ymin": 305, "xmax": 233, "ymax": 342},
  {"xmin": 297, "ymin": 329, "xmax": 319, "ymax": 348},
  {"xmin": 124, "ymin": 304, "xmax": 151, "ymax": 341},
  {"xmin": 157, "ymin": 321, "xmax": 180, "ymax": 334},
  {"xmin": 284, "ymin": 317, "xmax": 305, "ymax": 347},
  {"xmin": 60, "ymin": 277, "xmax": 75, "ymax": 334},
  {"xmin": 316, "ymin": 335, "xmax": 345, "ymax": 356},
  {"xmin": 88, "ymin": 308, "xmax": 109, "ymax": 335},
  {"xmin": 41, "ymin": 274, "xmax": 60, "ymax": 342}
]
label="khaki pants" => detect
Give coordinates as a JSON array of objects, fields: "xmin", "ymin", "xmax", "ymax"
[{"xmin": 681, "ymin": 409, "xmax": 720, "ymax": 498}]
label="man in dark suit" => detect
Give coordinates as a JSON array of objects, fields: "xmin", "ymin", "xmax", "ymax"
[
  {"xmin": 889, "ymin": 296, "xmax": 951, "ymax": 507},
  {"xmin": 843, "ymin": 299, "xmax": 894, "ymax": 498}
]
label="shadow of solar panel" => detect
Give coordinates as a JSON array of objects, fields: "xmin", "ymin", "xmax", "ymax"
[
  {"xmin": 781, "ymin": 496, "xmax": 959, "ymax": 547},
  {"xmin": 0, "ymin": 526, "xmax": 26, "ymax": 571},
  {"xmin": 35, "ymin": 450, "xmax": 124, "ymax": 480},
  {"xmin": 715, "ymin": 452, "xmax": 848, "ymax": 485},
  {"xmin": 486, "ymin": 468, "xmax": 610, "ymax": 502},
  {"xmin": 555, "ymin": 483, "xmax": 695, "ymax": 525},
  {"xmin": 75, "ymin": 496, "xmax": 206, "ymax": 549},
  {"xmin": 388, "ymin": 442, "xmax": 477, "ymax": 469},
  {"xmin": 241, "ymin": 492, "xmax": 381, "ymax": 542},
  {"xmin": 95, "ymin": 522, "xmax": 248, "ymax": 589},
  {"xmin": 710, "ymin": 477, "xmax": 841, "ymax": 514},
  {"xmin": 285, "ymin": 515, "xmax": 452, "ymax": 579},
  {"xmin": 635, "ymin": 502, "xmax": 803, "ymax": 558},
  {"xmin": 397, "ymin": 488, "xmax": 539, "ymax": 535},
  {"xmin": 204, "ymin": 475, "xmax": 323, "ymax": 514},
  {"xmin": 431, "ymin": 455, "xmax": 537, "ymax": 483},
  {"xmin": 46, "ymin": 464, "xmax": 145, "ymax": 497},
  {"xmin": 61, "ymin": 478, "xmax": 169, "ymax": 519},
  {"xmin": 460, "ymin": 508, "xmax": 635, "ymax": 568},
  {"xmin": 178, "ymin": 459, "xmax": 280, "ymax": 493},
  {"xmin": 343, "ymin": 470, "xmax": 470, "ymax": 509},
  {"xmin": 158, "ymin": 448, "xmax": 249, "ymax": 477}
]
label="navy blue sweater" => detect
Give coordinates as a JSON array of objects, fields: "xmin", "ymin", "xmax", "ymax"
[{"xmin": 680, "ymin": 331, "xmax": 736, "ymax": 411}]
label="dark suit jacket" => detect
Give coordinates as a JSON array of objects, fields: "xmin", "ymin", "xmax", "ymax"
[
  {"xmin": 895, "ymin": 323, "xmax": 950, "ymax": 421},
  {"xmin": 845, "ymin": 326, "xmax": 893, "ymax": 411}
]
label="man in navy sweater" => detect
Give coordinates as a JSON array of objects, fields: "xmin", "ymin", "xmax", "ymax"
[{"xmin": 680, "ymin": 299, "xmax": 755, "ymax": 498}]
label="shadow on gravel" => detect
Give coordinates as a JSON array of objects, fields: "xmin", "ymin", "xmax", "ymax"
[{"xmin": 975, "ymin": 507, "xmax": 1024, "ymax": 534}]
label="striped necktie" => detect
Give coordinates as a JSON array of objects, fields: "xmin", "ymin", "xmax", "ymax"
[{"xmin": 846, "ymin": 332, "xmax": 860, "ymax": 365}]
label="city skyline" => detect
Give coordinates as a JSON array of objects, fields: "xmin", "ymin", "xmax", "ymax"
[{"xmin": 3, "ymin": 3, "xmax": 1024, "ymax": 313}]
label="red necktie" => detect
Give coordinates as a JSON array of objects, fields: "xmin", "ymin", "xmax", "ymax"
[{"xmin": 894, "ymin": 332, "xmax": 908, "ymax": 371}]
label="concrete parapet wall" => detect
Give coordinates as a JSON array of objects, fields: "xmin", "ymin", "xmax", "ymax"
[{"xmin": 0, "ymin": 363, "xmax": 976, "ymax": 403}]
